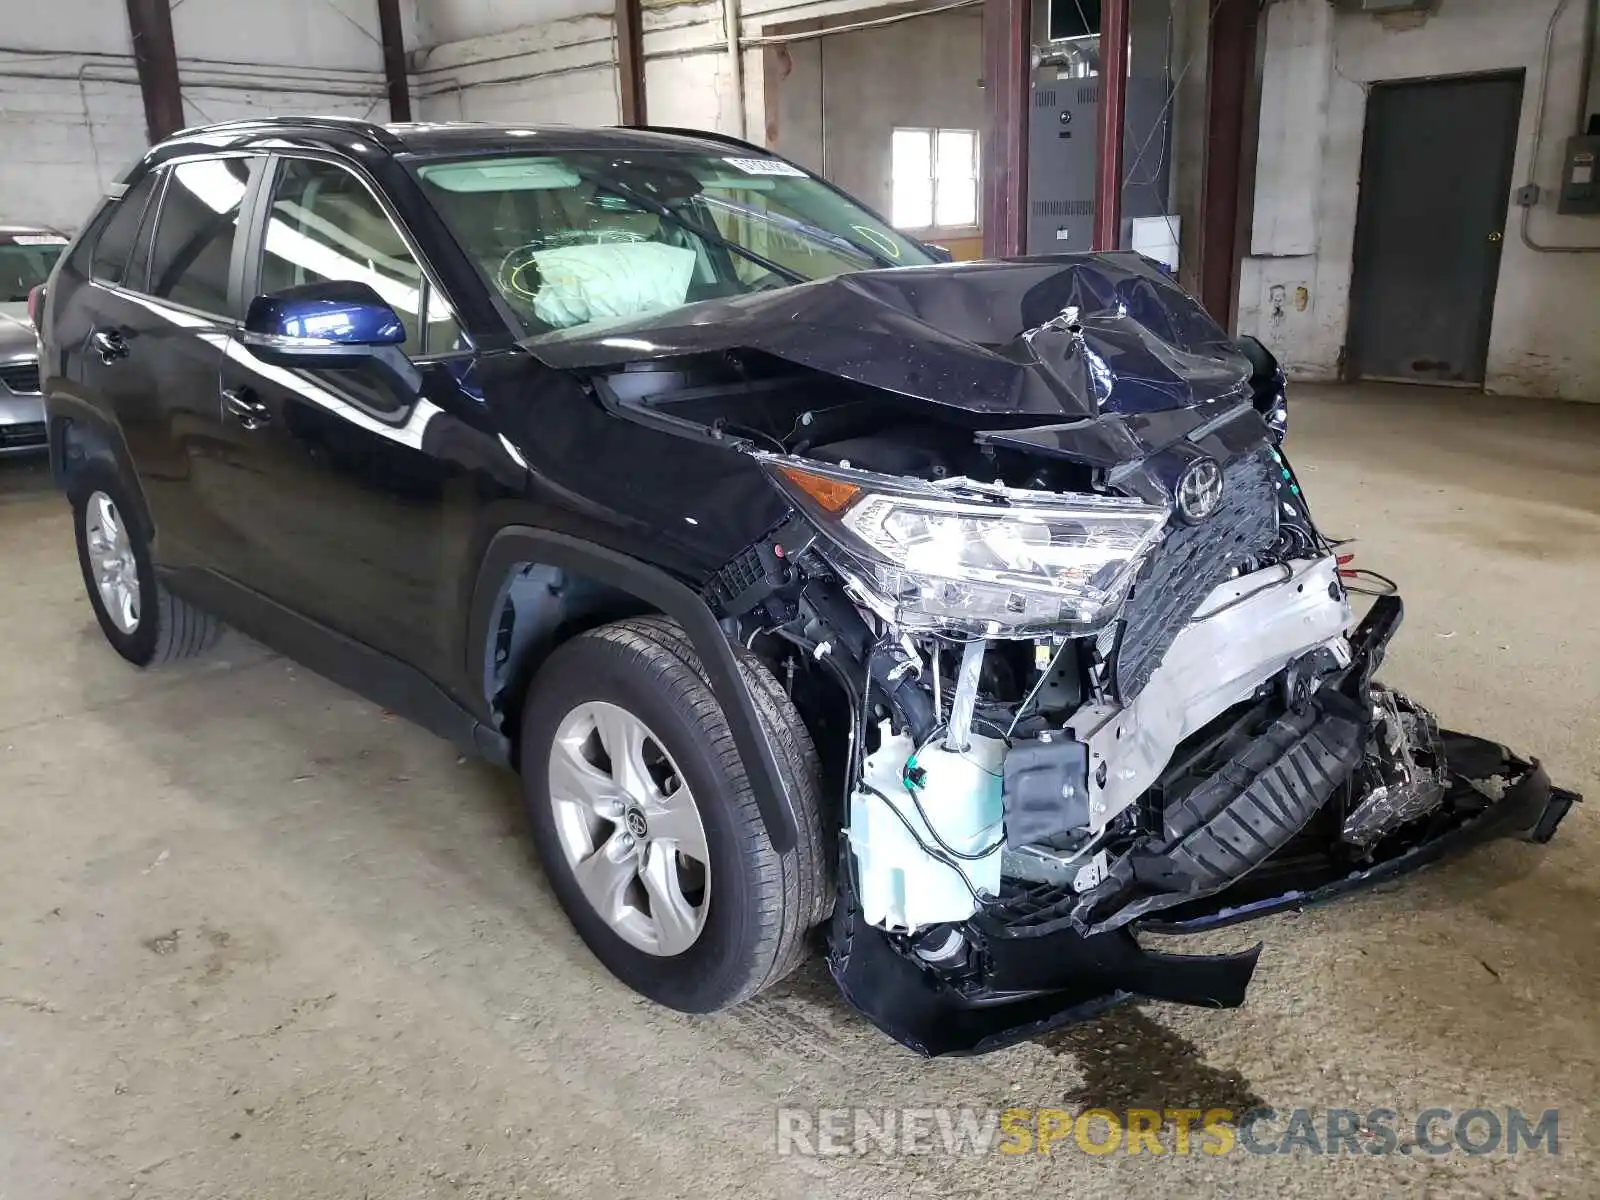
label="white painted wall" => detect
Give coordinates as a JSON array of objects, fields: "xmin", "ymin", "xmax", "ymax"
[
  {"xmin": 0, "ymin": 0, "xmax": 398, "ymax": 230},
  {"xmin": 412, "ymin": 0, "xmax": 743, "ymax": 131},
  {"xmin": 418, "ymin": 0, "xmax": 605, "ymax": 48},
  {"xmin": 767, "ymin": 9, "xmax": 985, "ymax": 220},
  {"xmin": 408, "ymin": 0, "xmax": 962, "ymax": 138},
  {"xmin": 1240, "ymin": 0, "xmax": 1600, "ymax": 400}
]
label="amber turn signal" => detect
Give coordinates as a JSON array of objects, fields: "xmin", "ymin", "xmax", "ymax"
[{"xmin": 777, "ymin": 465, "xmax": 862, "ymax": 513}]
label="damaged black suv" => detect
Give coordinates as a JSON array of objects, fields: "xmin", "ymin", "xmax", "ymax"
[{"xmin": 38, "ymin": 118, "xmax": 1577, "ymax": 1055}]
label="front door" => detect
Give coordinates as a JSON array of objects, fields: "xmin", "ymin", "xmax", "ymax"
[
  {"xmin": 1345, "ymin": 73, "xmax": 1523, "ymax": 387},
  {"xmin": 210, "ymin": 155, "xmax": 468, "ymax": 677}
]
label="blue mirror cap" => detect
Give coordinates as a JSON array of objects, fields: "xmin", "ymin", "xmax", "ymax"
[{"xmin": 245, "ymin": 283, "xmax": 407, "ymax": 347}]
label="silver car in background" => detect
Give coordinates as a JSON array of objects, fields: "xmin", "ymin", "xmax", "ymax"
[{"xmin": 0, "ymin": 225, "xmax": 68, "ymax": 457}]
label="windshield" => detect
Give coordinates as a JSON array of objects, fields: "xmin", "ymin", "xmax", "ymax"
[
  {"xmin": 411, "ymin": 149, "xmax": 935, "ymax": 335},
  {"xmin": 0, "ymin": 238, "xmax": 65, "ymax": 303}
]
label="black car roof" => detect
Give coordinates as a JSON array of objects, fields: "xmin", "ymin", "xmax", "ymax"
[{"xmin": 141, "ymin": 117, "xmax": 770, "ymax": 173}]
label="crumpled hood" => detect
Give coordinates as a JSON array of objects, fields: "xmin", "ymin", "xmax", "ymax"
[
  {"xmin": 0, "ymin": 303, "xmax": 36, "ymax": 358},
  {"xmin": 527, "ymin": 251, "xmax": 1253, "ymax": 420}
]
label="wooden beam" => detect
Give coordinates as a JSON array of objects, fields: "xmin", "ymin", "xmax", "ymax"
[
  {"xmin": 981, "ymin": 0, "xmax": 1028, "ymax": 258},
  {"xmin": 1093, "ymin": 0, "xmax": 1130, "ymax": 251},
  {"xmin": 1199, "ymin": 0, "xmax": 1260, "ymax": 328},
  {"xmin": 616, "ymin": 0, "xmax": 647, "ymax": 125},
  {"xmin": 124, "ymin": 0, "xmax": 183, "ymax": 142},
  {"xmin": 375, "ymin": 0, "xmax": 412, "ymax": 122}
]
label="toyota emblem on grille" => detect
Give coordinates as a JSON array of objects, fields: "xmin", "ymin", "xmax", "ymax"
[{"xmin": 1175, "ymin": 457, "xmax": 1224, "ymax": 524}]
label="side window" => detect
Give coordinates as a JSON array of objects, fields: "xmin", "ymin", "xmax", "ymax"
[
  {"xmin": 147, "ymin": 157, "xmax": 254, "ymax": 315},
  {"xmin": 90, "ymin": 171, "xmax": 161, "ymax": 286},
  {"xmin": 259, "ymin": 158, "xmax": 463, "ymax": 356}
]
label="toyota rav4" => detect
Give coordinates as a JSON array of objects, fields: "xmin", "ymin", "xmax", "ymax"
[{"xmin": 36, "ymin": 118, "xmax": 1577, "ymax": 1055}]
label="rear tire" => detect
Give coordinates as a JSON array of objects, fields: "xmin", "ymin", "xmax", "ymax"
[
  {"xmin": 520, "ymin": 616, "xmax": 829, "ymax": 1013},
  {"xmin": 70, "ymin": 464, "xmax": 220, "ymax": 667}
]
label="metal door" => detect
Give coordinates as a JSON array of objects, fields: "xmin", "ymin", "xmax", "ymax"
[{"xmin": 1346, "ymin": 73, "xmax": 1523, "ymax": 386}]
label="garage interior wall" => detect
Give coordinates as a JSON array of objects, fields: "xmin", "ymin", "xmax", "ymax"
[
  {"xmin": 0, "ymin": 0, "xmax": 418, "ymax": 230},
  {"xmin": 766, "ymin": 9, "xmax": 986, "ymax": 259},
  {"xmin": 408, "ymin": 1, "xmax": 982, "ymax": 179},
  {"xmin": 412, "ymin": 0, "xmax": 747, "ymax": 132},
  {"xmin": 1239, "ymin": 0, "xmax": 1600, "ymax": 400}
]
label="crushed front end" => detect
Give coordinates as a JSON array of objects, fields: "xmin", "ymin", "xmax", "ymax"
[
  {"xmin": 740, "ymin": 444, "xmax": 1573, "ymax": 1055},
  {"xmin": 555, "ymin": 253, "xmax": 1580, "ymax": 1055}
]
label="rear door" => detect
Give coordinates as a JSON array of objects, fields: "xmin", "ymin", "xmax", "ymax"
[{"xmin": 54, "ymin": 155, "xmax": 263, "ymax": 569}]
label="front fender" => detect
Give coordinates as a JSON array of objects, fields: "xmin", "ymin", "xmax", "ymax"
[{"xmin": 468, "ymin": 526, "xmax": 801, "ymax": 855}]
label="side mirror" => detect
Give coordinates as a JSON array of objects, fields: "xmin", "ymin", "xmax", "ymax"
[
  {"xmin": 923, "ymin": 242, "xmax": 955, "ymax": 263},
  {"xmin": 243, "ymin": 281, "xmax": 406, "ymax": 368}
]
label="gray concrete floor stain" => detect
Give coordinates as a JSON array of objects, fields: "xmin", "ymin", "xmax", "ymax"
[{"xmin": 1039, "ymin": 1004, "xmax": 1265, "ymax": 1121}]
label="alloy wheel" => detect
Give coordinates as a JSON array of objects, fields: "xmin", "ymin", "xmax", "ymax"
[
  {"xmin": 547, "ymin": 701, "xmax": 710, "ymax": 956},
  {"xmin": 84, "ymin": 491, "xmax": 141, "ymax": 635}
]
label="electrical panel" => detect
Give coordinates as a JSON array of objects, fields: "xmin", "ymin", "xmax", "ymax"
[
  {"xmin": 1027, "ymin": 70, "xmax": 1100, "ymax": 253},
  {"xmin": 1025, "ymin": 67, "xmax": 1172, "ymax": 256},
  {"xmin": 1556, "ymin": 135, "xmax": 1599, "ymax": 215}
]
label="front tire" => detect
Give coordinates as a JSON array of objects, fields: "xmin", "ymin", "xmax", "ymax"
[
  {"xmin": 520, "ymin": 617, "xmax": 828, "ymax": 1013},
  {"xmin": 70, "ymin": 464, "xmax": 220, "ymax": 667}
]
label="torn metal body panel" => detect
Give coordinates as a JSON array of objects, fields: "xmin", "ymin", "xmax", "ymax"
[
  {"xmin": 530, "ymin": 252, "xmax": 1251, "ymax": 423},
  {"xmin": 829, "ymin": 599, "xmax": 1574, "ymax": 1057},
  {"xmin": 1062, "ymin": 555, "xmax": 1352, "ymax": 841},
  {"xmin": 557, "ymin": 251, "xmax": 1577, "ymax": 1057}
]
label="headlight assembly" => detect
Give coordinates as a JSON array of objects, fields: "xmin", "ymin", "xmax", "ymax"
[{"xmin": 760, "ymin": 456, "xmax": 1169, "ymax": 636}]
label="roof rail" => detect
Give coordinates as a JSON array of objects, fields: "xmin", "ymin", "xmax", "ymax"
[
  {"xmin": 622, "ymin": 125, "xmax": 778, "ymax": 159},
  {"xmin": 168, "ymin": 115, "xmax": 404, "ymax": 150}
]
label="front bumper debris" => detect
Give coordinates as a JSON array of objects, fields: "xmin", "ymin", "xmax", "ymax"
[{"xmin": 826, "ymin": 595, "xmax": 1580, "ymax": 1057}]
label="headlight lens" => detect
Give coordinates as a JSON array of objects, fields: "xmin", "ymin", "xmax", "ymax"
[{"xmin": 762, "ymin": 457, "xmax": 1169, "ymax": 635}]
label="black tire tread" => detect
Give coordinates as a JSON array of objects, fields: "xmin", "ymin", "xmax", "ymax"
[
  {"xmin": 69, "ymin": 463, "xmax": 221, "ymax": 668},
  {"xmin": 149, "ymin": 580, "xmax": 222, "ymax": 664},
  {"xmin": 611, "ymin": 615, "xmax": 834, "ymax": 928},
  {"xmin": 541, "ymin": 616, "xmax": 829, "ymax": 1009}
]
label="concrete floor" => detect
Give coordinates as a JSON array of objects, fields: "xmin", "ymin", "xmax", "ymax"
[{"xmin": 0, "ymin": 383, "xmax": 1595, "ymax": 1199}]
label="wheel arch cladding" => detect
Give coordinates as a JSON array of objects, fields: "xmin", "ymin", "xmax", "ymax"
[
  {"xmin": 468, "ymin": 527, "xmax": 801, "ymax": 854},
  {"xmin": 51, "ymin": 403, "xmax": 153, "ymax": 537}
]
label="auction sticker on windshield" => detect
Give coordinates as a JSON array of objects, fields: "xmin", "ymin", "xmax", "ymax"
[{"xmin": 723, "ymin": 156, "xmax": 808, "ymax": 177}]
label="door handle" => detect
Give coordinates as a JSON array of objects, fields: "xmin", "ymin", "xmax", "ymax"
[
  {"xmin": 90, "ymin": 328, "xmax": 129, "ymax": 364},
  {"xmin": 222, "ymin": 388, "xmax": 272, "ymax": 430}
]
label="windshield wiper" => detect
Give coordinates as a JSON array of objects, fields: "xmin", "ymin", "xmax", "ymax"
[
  {"xmin": 577, "ymin": 171, "xmax": 813, "ymax": 287},
  {"xmin": 696, "ymin": 195, "xmax": 900, "ymax": 271}
]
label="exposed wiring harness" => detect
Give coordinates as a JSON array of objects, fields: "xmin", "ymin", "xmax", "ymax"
[{"xmin": 1323, "ymin": 536, "xmax": 1401, "ymax": 598}]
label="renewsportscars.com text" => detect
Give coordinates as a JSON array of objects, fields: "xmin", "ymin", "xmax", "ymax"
[{"xmin": 774, "ymin": 1106, "xmax": 1559, "ymax": 1158}]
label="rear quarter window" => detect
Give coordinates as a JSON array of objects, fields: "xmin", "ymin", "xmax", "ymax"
[{"xmin": 90, "ymin": 172, "xmax": 161, "ymax": 286}]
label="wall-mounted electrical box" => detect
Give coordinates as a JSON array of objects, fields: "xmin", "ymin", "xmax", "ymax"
[
  {"xmin": 1024, "ymin": 69, "xmax": 1172, "ymax": 254},
  {"xmin": 1556, "ymin": 135, "xmax": 1600, "ymax": 215}
]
